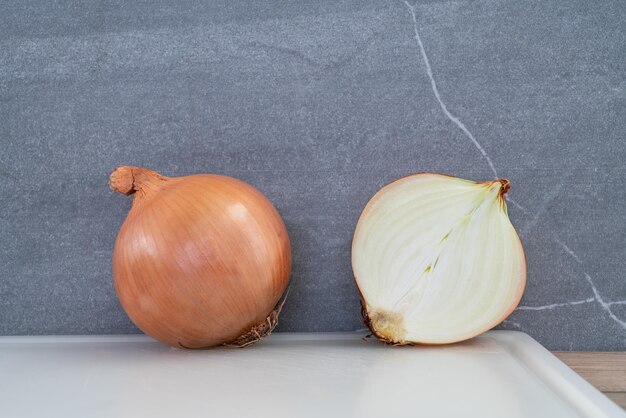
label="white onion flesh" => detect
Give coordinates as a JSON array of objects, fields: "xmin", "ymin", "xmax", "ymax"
[{"xmin": 352, "ymin": 173, "xmax": 526, "ymax": 345}]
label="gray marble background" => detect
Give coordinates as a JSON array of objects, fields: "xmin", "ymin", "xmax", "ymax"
[{"xmin": 1, "ymin": 0, "xmax": 625, "ymax": 350}]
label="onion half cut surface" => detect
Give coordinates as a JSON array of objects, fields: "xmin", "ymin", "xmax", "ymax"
[{"xmin": 352, "ymin": 173, "xmax": 526, "ymax": 345}]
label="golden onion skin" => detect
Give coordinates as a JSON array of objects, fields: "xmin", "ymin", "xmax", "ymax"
[{"xmin": 110, "ymin": 166, "xmax": 291, "ymax": 348}]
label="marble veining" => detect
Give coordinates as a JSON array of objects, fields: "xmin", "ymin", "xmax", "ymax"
[
  {"xmin": 400, "ymin": 1, "xmax": 626, "ymax": 331},
  {"xmin": 1, "ymin": 0, "xmax": 624, "ymax": 349},
  {"xmin": 516, "ymin": 298, "xmax": 596, "ymax": 311},
  {"xmin": 403, "ymin": 2, "xmax": 499, "ymax": 180}
]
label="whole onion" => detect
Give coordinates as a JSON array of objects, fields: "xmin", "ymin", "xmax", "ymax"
[
  {"xmin": 110, "ymin": 166, "xmax": 291, "ymax": 348},
  {"xmin": 352, "ymin": 173, "xmax": 526, "ymax": 345}
]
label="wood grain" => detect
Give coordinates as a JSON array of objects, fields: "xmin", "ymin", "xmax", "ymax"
[
  {"xmin": 605, "ymin": 393, "xmax": 626, "ymax": 410},
  {"xmin": 554, "ymin": 352, "xmax": 626, "ymax": 410}
]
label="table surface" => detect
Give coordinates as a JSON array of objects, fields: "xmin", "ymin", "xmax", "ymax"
[
  {"xmin": 555, "ymin": 352, "xmax": 626, "ymax": 410},
  {"xmin": 0, "ymin": 331, "xmax": 624, "ymax": 418}
]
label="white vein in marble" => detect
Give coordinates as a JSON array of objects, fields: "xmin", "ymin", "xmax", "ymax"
[
  {"xmin": 399, "ymin": 0, "xmax": 626, "ymax": 330},
  {"xmin": 403, "ymin": 1, "xmax": 499, "ymax": 180},
  {"xmin": 502, "ymin": 319, "xmax": 522, "ymax": 330},
  {"xmin": 516, "ymin": 298, "xmax": 595, "ymax": 311}
]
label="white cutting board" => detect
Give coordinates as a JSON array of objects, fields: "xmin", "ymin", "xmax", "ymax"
[{"xmin": 0, "ymin": 331, "xmax": 623, "ymax": 418}]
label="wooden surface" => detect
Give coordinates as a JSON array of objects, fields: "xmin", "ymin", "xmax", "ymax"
[{"xmin": 554, "ymin": 352, "xmax": 626, "ymax": 409}]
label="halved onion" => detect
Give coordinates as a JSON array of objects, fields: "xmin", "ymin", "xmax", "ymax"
[{"xmin": 352, "ymin": 173, "xmax": 526, "ymax": 345}]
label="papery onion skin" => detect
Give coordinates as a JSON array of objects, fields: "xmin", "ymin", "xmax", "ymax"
[
  {"xmin": 352, "ymin": 173, "xmax": 526, "ymax": 346},
  {"xmin": 110, "ymin": 166, "xmax": 291, "ymax": 349}
]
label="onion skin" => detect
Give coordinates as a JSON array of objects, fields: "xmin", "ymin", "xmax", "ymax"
[
  {"xmin": 110, "ymin": 166, "xmax": 291, "ymax": 349},
  {"xmin": 352, "ymin": 173, "xmax": 526, "ymax": 345}
]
